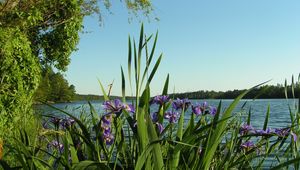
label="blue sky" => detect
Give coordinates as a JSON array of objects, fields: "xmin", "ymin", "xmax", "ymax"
[{"xmin": 66, "ymin": 0, "xmax": 300, "ymax": 96}]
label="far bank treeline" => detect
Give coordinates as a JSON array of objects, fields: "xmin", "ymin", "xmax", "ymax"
[
  {"xmin": 71, "ymin": 83, "xmax": 300, "ymax": 102},
  {"xmin": 173, "ymin": 83, "xmax": 300, "ymax": 99},
  {"xmin": 34, "ymin": 68, "xmax": 76, "ymax": 103}
]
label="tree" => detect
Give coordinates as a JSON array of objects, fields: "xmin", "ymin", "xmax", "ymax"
[
  {"xmin": 0, "ymin": 27, "xmax": 41, "ymax": 138},
  {"xmin": 0, "ymin": 0, "xmax": 154, "ymax": 139},
  {"xmin": 34, "ymin": 69, "xmax": 77, "ymax": 103}
]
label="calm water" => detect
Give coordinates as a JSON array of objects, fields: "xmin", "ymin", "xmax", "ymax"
[{"xmin": 36, "ymin": 99, "xmax": 298, "ymax": 129}]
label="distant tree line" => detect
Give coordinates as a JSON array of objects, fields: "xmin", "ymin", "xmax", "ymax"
[
  {"xmin": 72, "ymin": 84, "xmax": 300, "ymax": 102},
  {"xmin": 73, "ymin": 95, "xmax": 136, "ymax": 101},
  {"xmin": 172, "ymin": 84, "xmax": 300, "ymax": 99},
  {"xmin": 34, "ymin": 68, "xmax": 76, "ymax": 103},
  {"xmin": 74, "ymin": 94, "xmax": 103, "ymax": 101}
]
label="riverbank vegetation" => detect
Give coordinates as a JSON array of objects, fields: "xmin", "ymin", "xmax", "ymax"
[
  {"xmin": 173, "ymin": 83, "xmax": 300, "ymax": 99},
  {"xmin": 34, "ymin": 68, "xmax": 76, "ymax": 103},
  {"xmin": 74, "ymin": 83, "xmax": 300, "ymax": 102}
]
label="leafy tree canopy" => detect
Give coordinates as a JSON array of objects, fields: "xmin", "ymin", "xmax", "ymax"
[
  {"xmin": 34, "ymin": 68, "xmax": 77, "ymax": 103},
  {"xmin": 0, "ymin": 0, "xmax": 153, "ymax": 139},
  {"xmin": 0, "ymin": 0, "xmax": 153, "ymax": 71}
]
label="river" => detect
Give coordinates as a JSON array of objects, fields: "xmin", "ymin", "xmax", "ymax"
[{"xmin": 35, "ymin": 99, "xmax": 298, "ymax": 129}]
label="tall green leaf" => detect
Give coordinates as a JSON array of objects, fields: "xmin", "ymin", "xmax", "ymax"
[
  {"xmin": 170, "ymin": 105, "xmax": 186, "ymax": 168},
  {"xmin": 128, "ymin": 35, "xmax": 133, "ymax": 93},
  {"xmin": 284, "ymin": 79, "xmax": 288, "ymax": 99},
  {"xmin": 148, "ymin": 54, "xmax": 162, "ymax": 83},
  {"xmin": 121, "ymin": 66, "xmax": 126, "ymax": 102},
  {"xmin": 149, "ymin": 31, "xmax": 158, "ymax": 65},
  {"xmin": 292, "ymin": 75, "xmax": 295, "ymax": 98},
  {"xmin": 146, "ymin": 113, "xmax": 164, "ymax": 170},
  {"xmin": 72, "ymin": 161, "xmax": 109, "ymax": 170},
  {"xmin": 97, "ymin": 79, "xmax": 109, "ymax": 101},
  {"xmin": 162, "ymin": 74, "xmax": 169, "ymax": 95},
  {"xmin": 263, "ymin": 104, "xmax": 270, "ymax": 130},
  {"xmin": 201, "ymin": 81, "xmax": 269, "ymax": 169},
  {"xmin": 137, "ymin": 88, "xmax": 150, "ymax": 153},
  {"xmin": 247, "ymin": 106, "xmax": 252, "ymax": 125},
  {"xmin": 270, "ymin": 157, "xmax": 300, "ymax": 170}
]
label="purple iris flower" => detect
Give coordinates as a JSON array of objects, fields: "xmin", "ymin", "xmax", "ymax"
[
  {"xmin": 103, "ymin": 99, "xmax": 124, "ymax": 115},
  {"xmin": 192, "ymin": 104, "xmax": 202, "ymax": 116},
  {"xmin": 123, "ymin": 104, "xmax": 135, "ymax": 113},
  {"xmin": 61, "ymin": 118, "xmax": 75, "ymax": 129},
  {"xmin": 103, "ymin": 131, "xmax": 114, "ymax": 145},
  {"xmin": 100, "ymin": 113, "xmax": 115, "ymax": 145},
  {"xmin": 255, "ymin": 128, "xmax": 273, "ymax": 135},
  {"xmin": 172, "ymin": 98, "xmax": 191, "ymax": 110},
  {"xmin": 151, "ymin": 95, "xmax": 169, "ymax": 105},
  {"xmin": 101, "ymin": 114, "xmax": 113, "ymax": 125},
  {"xmin": 202, "ymin": 101, "xmax": 208, "ymax": 108},
  {"xmin": 239, "ymin": 124, "xmax": 254, "ymax": 135},
  {"xmin": 240, "ymin": 141, "xmax": 255, "ymax": 150},
  {"xmin": 101, "ymin": 114, "xmax": 113, "ymax": 130},
  {"xmin": 193, "ymin": 102, "xmax": 215, "ymax": 115},
  {"xmin": 151, "ymin": 112, "xmax": 159, "ymax": 122},
  {"xmin": 156, "ymin": 123, "xmax": 164, "ymax": 134},
  {"xmin": 209, "ymin": 106, "xmax": 217, "ymax": 115},
  {"xmin": 47, "ymin": 140, "xmax": 64, "ymax": 152},
  {"xmin": 275, "ymin": 128, "xmax": 290, "ymax": 137},
  {"xmin": 291, "ymin": 131, "xmax": 297, "ymax": 142},
  {"xmin": 164, "ymin": 111, "xmax": 179, "ymax": 123},
  {"xmin": 275, "ymin": 128, "xmax": 297, "ymax": 141},
  {"xmin": 50, "ymin": 117, "xmax": 61, "ymax": 126}
]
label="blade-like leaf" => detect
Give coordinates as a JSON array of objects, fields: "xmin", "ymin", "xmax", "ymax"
[
  {"xmin": 162, "ymin": 74, "xmax": 169, "ymax": 95},
  {"xmin": 72, "ymin": 161, "xmax": 109, "ymax": 170},
  {"xmin": 135, "ymin": 145, "xmax": 154, "ymax": 170},
  {"xmin": 88, "ymin": 101, "xmax": 99, "ymax": 126},
  {"xmin": 146, "ymin": 113, "xmax": 164, "ymax": 170},
  {"xmin": 128, "ymin": 35, "xmax": 133, "ymax": 93},
  {"xmin": 247, "ymin": 106, "xmax": 252, "ymax": 125},
  {"xmin": 263, "ymin": 104, "xmax": 270, "ymax": 130},
  {"xmin": 270, "ymin": 157, "xmax": 300, "ymax": 170},
  {"xmin": 121, "ymin": 66, "xmax": 126, "ymax": 102},
  {"xmin": 97, "ymin": 79, "xmax": 109, "ymax": 101},
  {"xmin": 284, "ymin": 79, "xmax": 288, "ymax": 99},
  {"xmin": 292, "ymin": 75, "xmax": 295, "ymax": 98},
  {"xmin": 148, "ymin": 54, "xmax": 162, "ymax": 83},
  {"xmin": 149, "ymin": 31, "xmax": 158, "ymax": 65},
  {"xmin": 138, "ymin": 23, "xmax": 144, "ymax": 60},
  {"xmin": 201, "ymin": 81, "xmax": 270, "ymax": 169}
]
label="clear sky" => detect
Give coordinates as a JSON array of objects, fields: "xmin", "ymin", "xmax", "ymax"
[{"xmin": 66, "ymin": 0, "xmax": 300, "ymax": 96}]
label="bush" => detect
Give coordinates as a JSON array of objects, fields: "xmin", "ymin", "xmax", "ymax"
[{"xmin": 0, "ymin": 27, "xmax": 40, "ymax": 139}]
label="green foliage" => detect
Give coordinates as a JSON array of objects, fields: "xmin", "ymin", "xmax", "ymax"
[
  {"xmin": 0, "ymin": 27, "xmax": 40, "ymax": 139},
  {"xmin": 0, "ymin": 0, "xmax": 154, "ymax": 140},
  {"xmin": 0, "ymin": 0, "xmax": 84, "ymax": 142},
  {"xmin": 0, "ymin": 1, "xmax": 155, "ymax": 166},
  {"xmin": 34, "ymin": 69, "xmax": 77, "ymax": 103},
  {"xmin": 173, "ymin": 84, "xmax": 299, "ymax": 99},
  {"xmin": 0, "ymin": 0, "xmax": 84, "ymax": 71}
]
